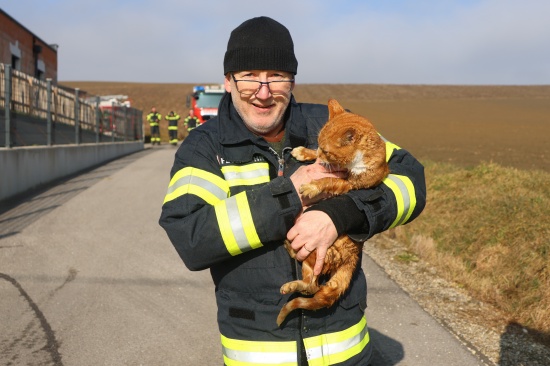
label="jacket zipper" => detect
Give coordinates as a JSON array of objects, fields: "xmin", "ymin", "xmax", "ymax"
[
  {"xmin": 268, "ymin": 146, "xmax": 292, "ymax": 177},
  {"xmin": 268, "ymin": 146, "xmax": 308, "ymax": 364}
]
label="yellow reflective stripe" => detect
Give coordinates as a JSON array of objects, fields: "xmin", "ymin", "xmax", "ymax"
[
  {"xmin": 384, "ymin": 174, "xmax": 416, "ymax": 229},
  {"xmin": 304, "ymin": 317, "xmax": 369, "ymax": 366},
  {"xmin": 163, "ymin": 167, "xmax": 229, "ymax": 204},
  {"xmin": 379, "ymin": 135, "xmax": 401, "ymax": 162},
  {"xmin": 215, "ymin": 192, "xmax": 262, "ymax": 256},
  {"xmin": 221, "ymin": 162, "xmax": 270, "ymax": 187},
  {"xmin": 221, "ymin": 335, "xmax": 297, "ymax": 366}
]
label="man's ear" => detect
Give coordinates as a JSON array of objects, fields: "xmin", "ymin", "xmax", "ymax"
[{"xmin": 224, "ymin": 74, "xmax": 232, "ymax": 93}]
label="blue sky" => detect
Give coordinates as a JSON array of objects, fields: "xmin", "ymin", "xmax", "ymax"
[{"xmin": 2, "ymin": 0, "xmax": 549, "ymax": 84}]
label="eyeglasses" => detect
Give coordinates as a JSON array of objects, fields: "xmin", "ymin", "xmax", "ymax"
[{"xmin": 231, "ymin": 73, "xmax": 295, "ymax": 96}]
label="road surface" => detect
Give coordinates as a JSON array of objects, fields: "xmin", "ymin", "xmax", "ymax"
[{"xmin": 0, "ymin": 145, "xmax": 487, "ymax": 365}]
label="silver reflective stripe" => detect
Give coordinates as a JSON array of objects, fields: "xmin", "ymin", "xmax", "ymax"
[
  {"xmin": 166, "ymin": 174, "xmax": 227, "ymax": 201},
  {"xmin": 222, "ymin": 346, "xmax": 297, "ymax": 364},
  {"xmin": 224, "ymin": 195, "xmax": 251, "ymax": 252},
  {"xmin": 386, "ymin": 175, "xmax": 411, "ymax": 227},
  {"xmin": 221, "ymin": 163, "xmax": 270, "ymax": 187},
  {"xmin": 223, "ymin": 168, "xmax": 268, "ymax": 181},
  {"xmin": 305, "ymin": 321, "xmax": 369, "ymax": 361}
]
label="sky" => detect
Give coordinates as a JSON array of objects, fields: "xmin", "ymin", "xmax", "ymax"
[{"xmin": 1, "ymin": 0, "xmax": 549, "ymax": 85}]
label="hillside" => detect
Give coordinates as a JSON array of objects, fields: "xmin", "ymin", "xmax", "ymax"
[{"xmin": 61, "ymin": 82, "xmax": 550, "ymax": 172}]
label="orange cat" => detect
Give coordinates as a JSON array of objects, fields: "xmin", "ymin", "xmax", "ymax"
[{"xmin": 277, "ymin": 98, "xmax": 389, "ymax": 326}]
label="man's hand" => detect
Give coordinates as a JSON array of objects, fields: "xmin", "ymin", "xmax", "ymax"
[
  {"xmin": 289, "ymin": 159, "xmax": 347, "ymax": 206},
  {"xmin": 286, "ymin": 210, "xmax": 338, "ymax": 276}
]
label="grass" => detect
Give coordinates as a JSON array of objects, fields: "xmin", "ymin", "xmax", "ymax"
[{"xmin": 389, "ymin": 160, "xmax": 550, "ymax": 334}]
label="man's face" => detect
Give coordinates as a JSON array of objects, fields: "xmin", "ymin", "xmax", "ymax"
[{"xmin": 224, "ymin": 70, "xmax": 294, "ymax": 136}]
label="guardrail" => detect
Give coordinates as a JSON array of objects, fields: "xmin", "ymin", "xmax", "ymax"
[{"xmin": 1, "ymin": 64, "xmax": 143, "ymax": 148}]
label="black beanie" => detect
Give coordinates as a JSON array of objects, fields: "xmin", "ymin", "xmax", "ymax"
[{"xmin": 224, "ymin": 16, "xmax": 298, "ymax": 75}]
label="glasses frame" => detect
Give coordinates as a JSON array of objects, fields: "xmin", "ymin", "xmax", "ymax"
[{"xmin": 231, "ymin": 73, "xmax": 295, "ymax": 96}]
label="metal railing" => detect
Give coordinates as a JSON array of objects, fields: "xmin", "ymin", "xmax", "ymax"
[{"xmin": 1, "ymin": 64, "xmax": 143, "ymax": 148}]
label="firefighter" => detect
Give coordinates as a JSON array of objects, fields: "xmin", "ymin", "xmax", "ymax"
[
  {"xmin": 146, "ymin": 107, "xmax": 162, "ymax": 145},
  {"xmin": 159, "ymin": 17, "xmax": 426, "ymax": 365},
  {"xmin": 165, "ymin": 111, "xmax": 180, "ymax": 145},
  {"xmin": 183, "ymin": 109, "xmax": 200, "ymax": 132}
]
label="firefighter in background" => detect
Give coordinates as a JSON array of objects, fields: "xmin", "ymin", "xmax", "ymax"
[
  {"xmin": 166, "ymin": 111, "xmax": 181, "ymax": 146},
  {"xmin": 147, "ymin": 107, "xmax": 162, "ymax": 145},
  {"xmin": 183, "ymin": 109, "xmax": 200, "ymax": 133}
]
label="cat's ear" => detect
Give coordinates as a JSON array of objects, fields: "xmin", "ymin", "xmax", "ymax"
[
  {"xmin": 328, "ymin": 99, "xmax": 346, "ymax": 119},
  {"xmin": 341, "ymin": 128, "xmax": 355, "ymax": 146}
]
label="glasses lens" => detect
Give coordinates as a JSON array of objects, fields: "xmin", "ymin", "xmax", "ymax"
[
  {"xmin": 236, "ymin": 80, "xmax": 293, "ymax": 95},
  {"xmin": 237, "ymin": 81, "xmax": 261, "ymax": 95},
  {"xmin": 269, "ymin": 81, "xmax": 293, "ymax": 95}
]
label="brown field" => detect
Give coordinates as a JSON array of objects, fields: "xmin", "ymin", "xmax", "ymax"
[{"xmin": 63, "ymin": 82, "xmax": 550, "ymax": 172}]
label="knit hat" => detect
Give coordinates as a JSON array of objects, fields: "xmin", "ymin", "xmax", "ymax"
[{"xmin": 224, "ymin": 16, "xmax": 298, "ymax": 75}]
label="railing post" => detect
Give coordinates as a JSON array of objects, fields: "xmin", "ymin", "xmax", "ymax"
[
  {"xmin": 111, "ymin": 101, "xmax": 115, "ymax": 142},
  {"xmin": 95, "ymin": 96, "xmax": 100, "ymax": 143},
  {"xmin": 140, "ymin": 110, "xmax": 144, "ymax": 141},
  {"xmin": 4, "ymin": 64, "xmax": 12, "ymax": 148},
  {"xmin": 46, "ymin": 78, "xmax": 52, "ymax": 146},
  {"xmin": 123, "ymin": 106, "xmax": 128, "ymax": 141},
  {"xmin": 74, "ymin": 88, "xmax": 80, "ymax": 144}
]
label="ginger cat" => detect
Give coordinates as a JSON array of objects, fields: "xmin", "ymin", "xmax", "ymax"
[{"xmin": 277, "ymin": 99, "xmax": 389, "ymax": 326}]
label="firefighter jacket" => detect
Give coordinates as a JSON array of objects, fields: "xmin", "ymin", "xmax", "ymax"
[
  {"xmin": 147, "ymin": 112, "xmax": 162, "ymax": 126},
  {"xmin": 184, "ymin": 116, "xmax": 200, "ymax": 131},
  {"xmin": 166, "ymin": 113, "xmax": 180, "ymax": 130},
  {"xmin": 159, "ymin": 93, "xmax": 426, "ymax": 366}
]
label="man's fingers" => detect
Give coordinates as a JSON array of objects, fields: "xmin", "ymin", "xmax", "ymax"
[{"xmin": 314, "ymin": 247, "xmax": 326, "ymax": 276}]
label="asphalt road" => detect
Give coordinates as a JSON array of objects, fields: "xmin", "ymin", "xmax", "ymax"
[{"xmin": 0, "ymin": 145, "xmax": 487, "ymax": 365}]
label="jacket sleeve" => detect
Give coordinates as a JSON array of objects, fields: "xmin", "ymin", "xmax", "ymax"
[
  {"xmin": 158, "ymin": 130, "xmax": 302, "ymax": 271},
  {"xmin": 345, "ymin": 136, "xmax": 427, "ymax": 241}
]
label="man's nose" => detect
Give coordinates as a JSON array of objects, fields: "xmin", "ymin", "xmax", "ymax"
[{"xmin": 255, "ymin": 82, "xmax": 272, "ymax": 99}]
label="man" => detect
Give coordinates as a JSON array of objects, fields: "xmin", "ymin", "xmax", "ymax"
[
  {"xmin": 147, "ymin": 107, "xmax": 162, "ymax": 145},
  {"xmin": 183, "ymin": 109, "xmax": 200, "ymax": 132},
  {"xmin": 165, "ymin": 110, "xmax": 181, "ymax": 145},
  {"xmin": 159, "ymin": 16, "xmax": 426, "ymax": 365}
]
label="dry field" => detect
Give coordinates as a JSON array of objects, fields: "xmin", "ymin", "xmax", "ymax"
[{"xmin": 63, "ymin": 82, "xmax": 550, "ymax": 172}]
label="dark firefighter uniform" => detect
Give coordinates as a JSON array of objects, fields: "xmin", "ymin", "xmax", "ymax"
[
  {"xmin": 184, "ymin": 114, "xmax": 200, "ymax": 132},
  {"xmin": 166, "ymin": 111, "xmax": 181, "ymax": 145},
  {"xmin": 159, "ymin": 93, "xmax": 426, "ymax": 366},
  {"xmin": 147, "ymin": 110, "xmax": 162, "ymax": 145}
]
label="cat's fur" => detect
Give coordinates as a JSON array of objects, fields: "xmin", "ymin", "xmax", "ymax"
[{"xmin": 277, "ymin": 99, "xmax": 390, "ymax": 326}]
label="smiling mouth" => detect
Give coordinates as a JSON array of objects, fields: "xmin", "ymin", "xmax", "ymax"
[{"xmin": 252, "ymin": 102, "xmax": 273, "ymax": 109}]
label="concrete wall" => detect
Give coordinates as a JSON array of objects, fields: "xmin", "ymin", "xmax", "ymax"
[{"xmin": 0, "ymin": 141, "xmax": 144, "ymax": 202}]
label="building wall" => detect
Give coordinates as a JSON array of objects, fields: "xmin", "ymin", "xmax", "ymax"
[{"xmin": 0, "ymin": 9, "xmax": 58, "ymax": 83}]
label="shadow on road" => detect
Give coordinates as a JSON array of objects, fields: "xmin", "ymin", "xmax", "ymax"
[{"xmin": 368, "ymin": 327, "xmax": 404, "ymax": 365}]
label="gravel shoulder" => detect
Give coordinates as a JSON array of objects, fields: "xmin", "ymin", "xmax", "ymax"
[{"xmin": 364, "ymin": 233, "xmax": 550, "ymax": 366}]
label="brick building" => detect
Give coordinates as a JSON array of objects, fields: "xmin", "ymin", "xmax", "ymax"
[{"xmin": 0, "ymin": 8, "xmax": 58, "ymax": 83}]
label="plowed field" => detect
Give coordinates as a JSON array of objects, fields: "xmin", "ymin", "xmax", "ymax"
[{"xmin": 62, "ymin": 82, "xmax": 550, "ymax": 172}]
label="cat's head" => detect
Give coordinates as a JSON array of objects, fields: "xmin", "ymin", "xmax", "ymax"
[{"xmin": 317, "ymin": 99, "xmax": 385, "ymax": 170}]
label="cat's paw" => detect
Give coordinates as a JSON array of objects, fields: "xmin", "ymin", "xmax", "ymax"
[
  {"xmin": 299, "ymin": 183, "xmax": 321, "ymax": 199},
  {"xmin": 291, "ymin": 147, "xmax": 316, "ymax": 161},
  {"xmin": 280, "ymin": 282, "xmax": 298, "ymax": 295}
]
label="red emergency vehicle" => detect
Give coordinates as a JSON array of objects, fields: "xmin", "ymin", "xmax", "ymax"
[{"xmin": 186, "ymin": 85, "xmax": 225, "ymax": 124}]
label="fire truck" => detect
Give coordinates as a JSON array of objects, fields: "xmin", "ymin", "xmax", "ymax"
[
  {"xmin": 186, "ymin": 84, "xmax": 225, "ymax": 124},
  {"xmin": 97, "ymin": 95, "xmax": 132, "ymax": 136}
]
